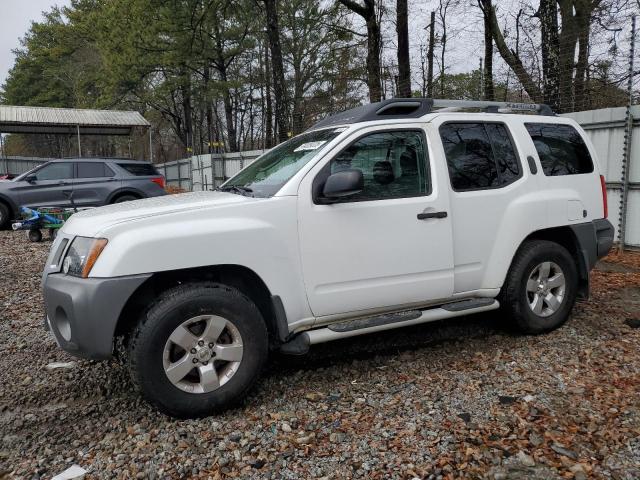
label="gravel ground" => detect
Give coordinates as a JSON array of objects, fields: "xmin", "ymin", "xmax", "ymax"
[{"xmin": 1, "ymin": 230, "xmax": 639, "ymax": 480}]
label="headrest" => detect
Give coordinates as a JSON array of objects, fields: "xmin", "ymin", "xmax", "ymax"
[{"xmin": 373, "ymin": 161, "xmax": 395, "ymax": 185}]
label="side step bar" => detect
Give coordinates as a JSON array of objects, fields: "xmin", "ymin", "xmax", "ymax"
[{"xmin": 280, "ymin": 298, "xmax": 500, "ymax": 354}]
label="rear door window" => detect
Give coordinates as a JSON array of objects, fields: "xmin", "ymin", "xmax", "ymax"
[
  {"xmin": 77, "ymin": 162, "xmax": 114, "ymax": 178},
  {"xmin": 117, "ymin": 163, "xmax": 159, "ymax": 176},
  {"xmin": 525, "ymin": 123, "xmax": 594, "ymax": 176},
  {"xmin": 439, "ymin": 122, "xmax": 521, "ymax": 191}
]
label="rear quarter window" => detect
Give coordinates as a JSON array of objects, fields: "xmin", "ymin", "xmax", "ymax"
[
  {"xmin": 525, "ymin": 123, "xmax": 594, "ymax": 176},
  {"xmin": 117, "ymin": 162, "xmax": 159, "ymax": 176}
]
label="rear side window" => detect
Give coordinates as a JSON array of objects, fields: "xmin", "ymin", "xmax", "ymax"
[
  {"xmin": 117, "ymin": 162, "xmax": 159, "ymax": 176},
  {"xmin": 439, "ymin": 122, "xmax": 521, "ymax": 191},
  {"xmin": 525, "ymin": 123, "xmax": 593, "ymax": 176},
  {"xmin": 77, "ymin": 162, "xmax": 114, "ymax": 178}
]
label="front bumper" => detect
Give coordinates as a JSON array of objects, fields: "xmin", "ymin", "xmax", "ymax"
[{"xmin": 43, "ymin": 272, "xmax": 151, "ymax": 360}]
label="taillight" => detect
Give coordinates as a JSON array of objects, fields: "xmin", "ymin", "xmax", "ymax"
[
  {"xmin": 600, "ymin": 175, "xmax": 608, "ymax": 219},
  {"xmin": 151, "ymin": 176, "xmax": 165, "ymax": 189}
]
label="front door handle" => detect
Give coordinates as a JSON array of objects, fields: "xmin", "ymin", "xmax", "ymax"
[{"xmin": 417, "ymin": 211, "xmax": 447, "ymax": 220}]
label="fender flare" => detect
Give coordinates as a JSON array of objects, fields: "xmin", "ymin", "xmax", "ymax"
[{"xmin": 106, "ymin": 187, "xmax": 146, "ymax": 204}]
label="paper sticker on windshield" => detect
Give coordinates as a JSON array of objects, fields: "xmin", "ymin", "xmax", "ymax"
[{"xmin": 294, "ymin": 141, "xmax": 327, "ymax": 152}]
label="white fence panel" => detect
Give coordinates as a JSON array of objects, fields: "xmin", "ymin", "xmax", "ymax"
[{"xmin": 563, "ymin": 106, "xmax": 640, "ymax": 247}]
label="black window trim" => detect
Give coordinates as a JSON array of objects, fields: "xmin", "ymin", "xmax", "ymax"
[
  {"xmin": 312, "ymin": 127, "xmax": 433, "ymax": 205},
  {"xmin": 439, "ymin": 120, "xmax": 523, "ymax": 193},
  {"xmin": 523, "ymin": 121, "xmax": 594, "ymax": 177}
]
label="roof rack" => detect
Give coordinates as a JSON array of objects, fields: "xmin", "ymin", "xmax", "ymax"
[
  {"xmin": 431, "ymin": 99, "xmax": 554, "ymax": 116},
  {"xmin": 311, "ymin": 98, "xmax": 554, "ymax": 129}
]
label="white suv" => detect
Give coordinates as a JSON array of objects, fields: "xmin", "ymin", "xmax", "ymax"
[{"xmin": 42, "ymin": 99, "xmax": 614, "ymax": 418}]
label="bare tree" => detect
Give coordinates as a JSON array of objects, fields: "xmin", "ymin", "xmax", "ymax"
[
  {"xmin": 338, "ymin": 0, "xmax": 382, "ymax": 102},
  {"xmin": 477, "ymin": 0, "xmax": 495, "ymax": 100},
  {"xmin": 396, "ymin": 0, "xmax": 411, "ymax": 97}
]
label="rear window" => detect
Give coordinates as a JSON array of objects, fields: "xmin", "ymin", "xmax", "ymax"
[
  {"xmin": 117, "ymin": 162, "xmax": 159, "ymax": 176},
  {"xmin": 525, "ymin": 123, "xmax": 594, "ymax": 176},
  {"xmin": 77, "ymin": 162, "xmax": 114, "ymax": 178},
  {"xmin": 439, "ymin": 122, "xmax": 521, "ymax": 191}
]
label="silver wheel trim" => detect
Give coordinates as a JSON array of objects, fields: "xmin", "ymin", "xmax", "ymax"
[
  {"xmin": 526, "ymin": 261, "xmax": 566, "ymax": 318},
  {"xmin": 162, "ymin": 315, "xmax": 244, "ymax": 394}
]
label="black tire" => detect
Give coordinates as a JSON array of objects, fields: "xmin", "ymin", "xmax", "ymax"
[
  {"xmin": 113, "ymin": 195, "xmax": 138, "ymax": 203},
  {"xmin": 0, "ymin": 202, "xmax": 10, "ymax": 230},
  {"xmin": 27, "ymin": 229, "xmax": 42, "ymax": 243},
  {"xmin": 499, "ymin": 240, "xmax": 578, "ymax": 334},
  {"xmin": 49, "ymin": 228, "xmax": 58, "ymax": 240},
  {"xmin": 128, "ymin": 282, "xmax": 268, "ymax": 418}
]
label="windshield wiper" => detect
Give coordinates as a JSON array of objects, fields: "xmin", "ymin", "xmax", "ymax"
[{"xmin": 217, "ymin": 185, "xmax": 254, "ymax": 196}]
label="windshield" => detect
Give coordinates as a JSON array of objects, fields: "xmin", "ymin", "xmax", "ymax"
[{"xmin": 221, "ymin": 127, "xmax": 344, "ymax": 197}]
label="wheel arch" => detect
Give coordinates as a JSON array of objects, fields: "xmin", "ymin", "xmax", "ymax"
[
  {"xmin": 114, "ymin": 264, "xmax": 282, "ymax": 351},
  {"xmin": 518, "ymin": 226, "xmax": 589, "ymax": 298},
  {"xmin": 107, "ymin": 188, "xmax": 144, "ymax": 204}
]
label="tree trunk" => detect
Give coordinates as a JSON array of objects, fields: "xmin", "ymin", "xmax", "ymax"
[
  {"xmin": 338, "ymin": 0, "xmax": 381, "ymax": 102},
  {"xmin": 365, "ymin": 10, "xmax": 382, "ymax": 102},
  {"xmin": 539, "ymin": 0, "xmax": 560, "ymax": 111},
  {"xmin": 573, "ymin": 2, "xmax": 591, "ymax": 111},
  {"xmin": 263, "ymin": 0, "xmax": 289, "ymax": 143},
  {"xmin": 263, "ymin": 40, "xmax": 274, "ymax": 148},
  {"xmin": 486, "ymin": 4, "xmax": 543, "ymax": 102},
  {"xmin": 427, "ymin": 11, "xmax": 435, "ymax": 97},
  {"xmin": 181, "ymin": 74, "xmax": 193, "ymax": 156},
  {"xmin": 557, "ymin": 0, "xmax": 579, "ymax": 112},
  {"xmin": 396, "ymin": 0, "xmax": 411, "ymax": 97},
  {"xmin": 480, "ymin": 0, "xmax": 495, "ymax": 101}
]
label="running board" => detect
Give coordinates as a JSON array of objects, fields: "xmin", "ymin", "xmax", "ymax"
[{"xmin": 280, "ymin": 299, "xmax": 500, "ymax": 353}]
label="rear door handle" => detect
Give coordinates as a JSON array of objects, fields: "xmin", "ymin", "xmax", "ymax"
[{"xmin": 417, "ymin": 211, "xmax": 448, "ymax": 220}]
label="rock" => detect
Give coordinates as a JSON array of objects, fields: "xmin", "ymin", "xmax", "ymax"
[
  {"xmin": 498, "ymin": 395, "xmax": 517, "ymax": 405},
  {"xmin": 516, "ymin": 451, "xmax": 535, "ymax": 467},
  {"xmin": 550, "ymin": 443, "xmax": 578, "ymax": 460},
  {"xmin": 296, "ymin": 434, "xmax": 314, "ymax": 444},
  {"xmin": 529, "ymin": 433, "xmax": 543, "ymax": 447},
  {"xmin": 229, "ymin": 431, "xmax": 242, "ymax": 442},
  {"xmin": 523, "ymin": 394, "xmax": 535, "ymax": 403},
  {"xmin": 329, "ymin": 432, "xmax": 346, "ymax": 443},
  {"xmin": 457, "ymin": 412, "xmax": 471, "ymax": 423},
  {"xmin": 624, "ymin": 318, "xmax": 640, "ymax": 328},
  {"xmin": 281, "ymin": 422, "xmax": 292, "ymax": 433},
  {"xmin": 45, "ymin": 362, "xmax": 77, "ymax": 371},
  {"xmin": 305, "ymin": 392, "xmax": 324, "ymax": 402},
  {"xmin": 250, "ymin": 458, "xmax": 266, "ymax": 469},
  {"xmin": 51, "ymin": 465, "xmax": 86, "ymax": 480}
]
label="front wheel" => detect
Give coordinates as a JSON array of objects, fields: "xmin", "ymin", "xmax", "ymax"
[
  {"xmin": 499, "ymin": 240, "xmax": 578, "ymax": 334},
  {"xmin": 128, "ymin": 282, "xmax": 268, "ymax": 418}
]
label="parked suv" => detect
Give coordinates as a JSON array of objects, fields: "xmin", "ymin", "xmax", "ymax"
[
  {"xmin": 0, "ymin": 158, "xmax": 166, "ymax": 228},
  {"xmin": 42, "ymin": 99, "xmax": 614, "ymax": 418}
]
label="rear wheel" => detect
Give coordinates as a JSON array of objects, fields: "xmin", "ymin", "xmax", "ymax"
[
  {"xmin": 113, "ymin": 194, "xmax": 138, "ymax": 203},
  {"xmin": 499, "ymin": 240, "xmax": 578, "ymax": 334},
  {"xmin": 0, "ymin": 203, "xmax": 10, "ymax": 229},
  {"xmin": 128, "ymin": 282, "xmax": 268, "ymax": 418}
]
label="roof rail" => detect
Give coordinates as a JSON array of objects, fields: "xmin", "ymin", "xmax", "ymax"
[
  {"xmin": 431, "ymin": 99, "xmax": 554, "ymax": 116},
  {"xmin": 310, "ymin": 98, "xmax": 554, "ymax": 129}
]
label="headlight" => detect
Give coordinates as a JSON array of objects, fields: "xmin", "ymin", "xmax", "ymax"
[{"xmin": 62, "ymin": 237, "xmax": 108, "ymax": 278}]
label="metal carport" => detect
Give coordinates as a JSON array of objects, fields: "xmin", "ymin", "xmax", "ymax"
[{"xmin": 0, "ymin": 105, "xmax": 152, "ymax": 176}]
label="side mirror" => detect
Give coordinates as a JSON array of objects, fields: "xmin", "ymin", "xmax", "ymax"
[
  {"xmin": 321, "ymin": 169, "xmax": 364, "ymax": 202},
  {"xmin": 25, "ymin": 175, "xmax": 37, "ymax": 184}
]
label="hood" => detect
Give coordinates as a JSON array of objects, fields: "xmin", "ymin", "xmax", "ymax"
[{"xmin": 63, "ymin": 191, "xmax": 256, "ymax": 236}]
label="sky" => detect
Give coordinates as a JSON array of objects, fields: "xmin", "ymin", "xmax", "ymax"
[{"xmin": 0, "ymin": 0, "xmax": 71, "ymax": 87}]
